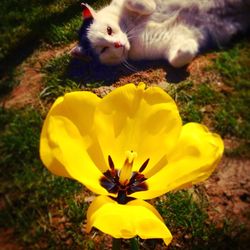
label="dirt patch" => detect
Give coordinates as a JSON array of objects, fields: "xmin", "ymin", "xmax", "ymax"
[
  {"xmin": 114, "ymin": 68, "xmax": 167, "ymax": 86},
  {"xmin": 1, "ymin": 43, "xmax": 76, "ymax": 109},
  {"xmin": 205, "ymin": 156, "xmax": 250, "ymax": 227},
  {"xmin": 0, "ymin": 228, "xmax": 23, "ymax": 250}
]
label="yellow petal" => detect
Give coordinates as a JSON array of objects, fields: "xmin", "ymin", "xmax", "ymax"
[
  {"xmin": 40, "ymin": 97, "xmax": 70, "ymax": 177},
  {"xmin": 40, "ymin": 91, "xmax": 108, "ymax": 194},
  {"xmin": 132, "ymin": 123, "xmax": 224, "ymax": 199},
  {"xmin": 86, "ymin": 195, "xmax": 172, "ymax": 245},
  {"xmin": 94, "ymin": 83, "xmax": 182, "ymax": 175}
]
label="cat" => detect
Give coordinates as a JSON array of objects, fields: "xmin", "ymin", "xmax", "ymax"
[{"xmin": 71, "ymin": 0, "xmax": 250, "ymax": 68}]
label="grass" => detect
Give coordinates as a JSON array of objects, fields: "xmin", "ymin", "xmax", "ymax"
[
  {"xmin": 0, "ymin": 0, "xmax": 111, "ymax": 62},
  {"xmin": 0, "ymin": 0, "xmax": 250, "ymax": 248},
  {"xmin": 0, "ymin": 107, "xmax": 86, "ymax": 247},
  {"xmin": 156, "ymin": 190, "xmax": 246, "ymax": 250},
  {"xmin": 40, "ymin": 53, "xmax": 108, "ymax": 101},
  {"xmin": 0, "ymin": 0, "xmax": 110, "ymax": 96},
  {"xmin": 0, "ymin": 0, "xmax": 80, "ymax": 63},
  {"xmin": 0, "ymin": 0, "xmax": 79, "ymax": 96},
  {"xmin": 212, "ymin": 41, "xmax": 250, "ymax": 156},
  {"xmin": 40, "ymin": 53, "xmax": 82, "ymax": 101}
]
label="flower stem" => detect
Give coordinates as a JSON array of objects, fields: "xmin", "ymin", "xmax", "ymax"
[
  {"xmin": 112, "ymin": 238, "xmax": 121, "ymax": 250},
  {"xmin": 130, "ymin": 237, "xmax": 139, "ymax": 250}
]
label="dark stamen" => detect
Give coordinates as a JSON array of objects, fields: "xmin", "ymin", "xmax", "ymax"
[
  {"xmin": 139, "ymin": 158, "xmax": 150, "ymax": 173},
  {"xmin": 108, "ymin": 155, "xmax": 115, "ymax": 170}
]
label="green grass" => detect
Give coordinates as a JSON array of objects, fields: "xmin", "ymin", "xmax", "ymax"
[
  {"xmin": 156, "ymin": 190, "xmax": 246, "ymax": 250},
  {"xmin": 0, "ymin": 0, "xmax": 80, "ymax": 97},
  {"xmin": 0, "ymin": 108, "xmax": 84, "ymax": 246},
  {"xmin": 212, "ymin": 41, "xmax": 250, "ymax": 156},
  {"xmin": 0, "ymin": 0, "xmax": 110, "ymax": 96},
  {"xmin": 0, "ymin": 0, "xmax": 79, "ymax": 62},
  {"xmin": 0, "ymin": 0, "xmax": 111, "ymax": 62},
  {"xmin": 40, "ymin": 53, "xmax": 105, "ymax": 101},
  {"xmin": 40, "ymin": 53, "xmax": 82, "ymax": 101},
  {"xmin": 214, "ymin": 42, "xmax": 250, "ymax": 89}
]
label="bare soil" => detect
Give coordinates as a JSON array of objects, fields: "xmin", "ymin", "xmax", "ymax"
[
  {"xmin": 1, "ymin": 43, "xmax": 76, "ymax": 109},
  {"xmin": 205, "ymin": 156, "xmax": 250, "ymax": 227}
]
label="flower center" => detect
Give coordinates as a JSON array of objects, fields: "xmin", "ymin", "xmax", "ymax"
[{"xmin": 100, "ymin": 151, "xmax": 149, "ymax": 204}]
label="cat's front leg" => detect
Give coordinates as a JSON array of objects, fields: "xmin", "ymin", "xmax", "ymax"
[
  {"xmin": 167, "ymin": 39, "xmax": 199, "ymax": 68},
  {"xmin": 124, "ymin": 0, "xmax": 156, "ymax": 15}
]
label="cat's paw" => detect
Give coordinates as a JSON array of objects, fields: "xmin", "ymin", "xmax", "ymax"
[
  {"xmin": 125, "ymin": 0, "xmax": 156, "ymax": 15},
  {"xmin": 168, "ymin": 39, "xmax": 199, "ymax": 68}
]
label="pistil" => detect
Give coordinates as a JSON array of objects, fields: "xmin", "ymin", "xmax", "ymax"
[{"xmin": 119, "ymin": 151, "xmax": 137, "ymax": 185}]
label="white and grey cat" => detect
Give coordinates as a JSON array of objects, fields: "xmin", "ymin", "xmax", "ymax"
[{"xmin": 71, "ymin": 0, "xmax": 250, "ymax": 68}]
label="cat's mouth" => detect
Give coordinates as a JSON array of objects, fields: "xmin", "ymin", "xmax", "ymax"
[
  {"xmin": 116, "ymin": 45, "xmax": 130, "ymax": 65},
  {"xmin": 121, "ymin": 41, "xmax": 130, "ymax": 59},
  {"xmin": 101, "ymin": 43, "xmax": 129, "ymax": 65},
  {"xmin": 121, "ymin": 46, "xmax": 128, "ymax": 59}
]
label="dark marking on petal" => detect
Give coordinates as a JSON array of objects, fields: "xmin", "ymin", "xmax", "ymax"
[
  {"xmin": 128, "ymin": 172, "xmax": 146, "ymax": 185},
  {"xmin": 109, "ymin": 194, "xmax": 135, "ymax": 204},
  {"xmin": 127, "ymin": 182, "xmax": 148, "ymax": 195},
  {"xmin": 100, "ymin": 176, "xmax": 119, "ymax": 194}
]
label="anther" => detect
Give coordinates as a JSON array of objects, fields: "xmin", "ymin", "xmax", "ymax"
[
  {"xmin": 108, "ymin": 155, "xmax": 115, "ymax": 170},
  {"xmin": 139, "ymin": 158, "xmax": 150, "ymax": 173}
]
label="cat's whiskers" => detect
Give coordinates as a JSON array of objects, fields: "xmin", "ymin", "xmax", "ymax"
[
  {"xmin": 126, "ymin": 21, "xmax": 149, "ymax": 40},
  {"xmin": 122, "ymin": 59, "xmax": 137, "ymax": 73},
  {"xmin": 127, "ymin": 34, "xmax": 138, "ymax": 40},
  {"xmin": 126, "ymin": 29, "xmax": 140, "ymax": 40},
  {"xmin": 122, "ymin": 13, "xmax": 145, "ymax": 37}
]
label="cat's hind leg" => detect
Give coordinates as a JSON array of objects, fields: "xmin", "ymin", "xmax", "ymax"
[{"xmin": 124, "ymin": 0, "xmax": 156, "ymax": 15}]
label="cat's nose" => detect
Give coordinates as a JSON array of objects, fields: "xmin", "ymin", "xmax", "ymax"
[{"xmin": 114, "ymin": 42, "xmax": 123, "ymax": 48}]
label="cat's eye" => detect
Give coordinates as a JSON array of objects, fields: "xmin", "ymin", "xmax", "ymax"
[
  {"xmin": 100, "ymin": 47, "xmax": 108, "ymax": 54},
  {"xmin": 107, "ymin": 26, "xmax": 113, "ymax": 35}
]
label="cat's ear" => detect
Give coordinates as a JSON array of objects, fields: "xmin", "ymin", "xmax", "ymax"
[{"xmin": 81, "ymin": 3, "xmax": 96, "ymax": 20}]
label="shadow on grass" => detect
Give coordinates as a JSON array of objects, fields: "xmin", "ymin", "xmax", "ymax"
[
  {"xmin": 67, "ymin": 57, "xmax": 189, "ymax": 86},
  {"xmin": 0, "ymin": 3, "xmax": 79, "ymax": 73},
  {"xmin": 0, "ymin": 0, "xmax": 111, "ymax": 97},
  {"xmin": 41, "ymin": 53, "xmax": 190, "ymax": 101}
]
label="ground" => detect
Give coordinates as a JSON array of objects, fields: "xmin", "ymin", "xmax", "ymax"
[{"xmin": 0, "ymin": 41, "xmax": 249, "ymax": 249}]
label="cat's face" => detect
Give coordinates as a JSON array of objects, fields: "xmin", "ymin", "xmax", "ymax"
[
  {"xmin": 87, "ymin": 18, "xmax": 130, "ymax": 65},
  {"xmin": 75, "ymin": 4, "xmax": 130, "ymax": 65}
]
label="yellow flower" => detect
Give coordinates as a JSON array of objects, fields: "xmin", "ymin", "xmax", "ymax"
[{"xmin": 40, "ymin": 83, "xmax": 223, "ymax": 245}]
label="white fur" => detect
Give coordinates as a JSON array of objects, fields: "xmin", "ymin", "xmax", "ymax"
[{"xmin": 80, "ymin": 0, "xmax": 249, "ymax": 67}]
